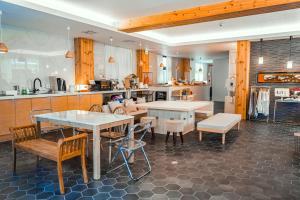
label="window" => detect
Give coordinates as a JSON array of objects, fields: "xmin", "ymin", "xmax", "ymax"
[{"xmin": 194, "ymin": 63, "xmax": 204, "ymax": 82}]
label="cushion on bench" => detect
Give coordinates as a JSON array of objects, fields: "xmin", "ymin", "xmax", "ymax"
[{"xmin": 197, "ymin": 113, "xmax": 241, "ymax": 133}]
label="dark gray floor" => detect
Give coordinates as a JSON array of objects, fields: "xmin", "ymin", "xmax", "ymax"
[{"xmin": 1, "ymin": 102, "xmax": 300, "ymax": 200}]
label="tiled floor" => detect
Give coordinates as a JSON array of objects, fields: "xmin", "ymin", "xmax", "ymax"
[{"xmin": 1, "ymin": 104, "xmax": 300, "ymax": 200}]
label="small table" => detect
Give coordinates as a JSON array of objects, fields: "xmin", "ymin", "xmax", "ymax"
[
  {"xmin": 273, "ymin": 99, "xmax": 300, "ymax": 122},
  {"xmin": 136, "ymin": 101, "xmax": 211, "ymax": 134},
  {"xmin": 35, "ymin": 110, "xmax": 134, "ymax": 180}
]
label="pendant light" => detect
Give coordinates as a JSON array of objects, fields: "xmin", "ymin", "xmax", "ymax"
[
  {"xmin": 258, "ymin": 38, "xmax": 264, "ymax": 65},
  {"xmin": 160, "ymin": 55, "xmax": 165, "ymax": 68},
  {"xmin": 138, "ymin": 42, "xmax": 143, "ymax": 67},
  {"xmin": 287, "ymin": 36, "xmax": 293, "ymax": 69},
  {"xmin": 65, "ymin": 26, "xmax": 74, "ymax": 58},
  {"xmin": 108, "ymin": 37, "xmax": 115, "ymax": 64},
  {"xmin": 0, "ymin": 10, "xmax": 8, "ymax": 54}
]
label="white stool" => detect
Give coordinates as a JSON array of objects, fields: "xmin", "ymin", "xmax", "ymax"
[
  {"xmin": 294, "ymin": 133, "xmax": 300, "ymax": 152},
  {"xmin": 141, "ymin": 116, "xmax": 157, "ymax": 139},
  {"xmin": 165, "ymin": 120, "xmax": 184, "ymax": 145}
]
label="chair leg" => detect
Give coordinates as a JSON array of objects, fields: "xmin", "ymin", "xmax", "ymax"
[
  {"xmin": 12, "ymin": 148, "xmax": 16, "ymax": 173},
  {"xmin": 173, "ymin": 132, "xmax": 177, "ymax": 145},
  {"xmin": 81, "ymin": 153, "xmax": 88, "ymax": 184},
  {"xmin": 179, "ymin": 132, "xmax": 183, "ymax": 144},
  {"xmin": 109, "ymin": 139, "xmax": 112, "ymax": 164},
  {"xmin": 222, "ymin": 134, "xmax": 225, "ymax": 145},
  {"xmin": 57, "ymin": 161, "xmax": 65, "ymax": 194},
  {"xmin": 165, "ymin": 132, "xmax": 170, "ymax": 143},
  {"xmin": 36, "ymin": 156, "xmax": 39, "ymax": 168},
  {"xmin": 151, "ymin": 127, "xmax": 155, "ymax": 139},
  {"xmin": 59, "ymin": 129, "xmax": 65, "ymax": 138}
]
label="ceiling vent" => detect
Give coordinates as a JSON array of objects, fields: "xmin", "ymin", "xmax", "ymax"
[{"xmin": 82, "ymin": 30, "xmax": 97, "ymax": 35}]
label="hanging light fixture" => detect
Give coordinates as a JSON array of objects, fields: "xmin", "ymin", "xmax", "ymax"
[
  {"xmin": 258, "ymin": 38, "xmax": 264, "ymax": 65},
  {"xmin": 160, "ymin": 55, "xmax": 165, "ymax": 68},
  {"xmin": 0, "ymin": 10, "xmax": 8, "ymax": 54},
  {"xmin": 65, "ymin": 26, "xmax": 74, "ymax": 58},
  {"xmin": 139, "ymin": 42, "xmax": 143, "ymax": 67},
  {"xmin": 108, "ymin": 37, "xmax": 115, "ymax": 64},
  {"xmin": 287, "ymin": 36, "xmax": 293, "ymax": 69}
]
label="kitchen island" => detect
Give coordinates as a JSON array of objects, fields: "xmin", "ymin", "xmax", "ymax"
[{"xmin": 136, "ymin": 101, "xmax": 211, "ymax": 135}]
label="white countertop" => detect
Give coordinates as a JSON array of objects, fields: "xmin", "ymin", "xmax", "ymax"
[
  {"xmin": 35, "ymin": 110, "xmax": 134, "ymax": 127},
  {"xmin": 0, "ymin": 89, "xmax": 150, "ymax": 100},
  {"xmin": 136, "ymin": 100, "xmax": 211, "ymax": 112}
]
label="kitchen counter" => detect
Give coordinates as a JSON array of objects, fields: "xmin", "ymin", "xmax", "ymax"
[
  {"xmin": 149, "ymin": 85, "xmax": 211, "ymax": 101},
  {"xmin": 0, "ymin": 89, "xmax": 150, "ymax": 100}
]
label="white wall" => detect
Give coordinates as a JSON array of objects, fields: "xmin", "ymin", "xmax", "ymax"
[
  {"xmin": 0, "ymin": 25, "xmax": 74, "ymax": 91},
  {"xmin": 212, "ymin": 57, "xmax": 229, "ymax": 102},
  {"xmin": 0, "ymin": 25, "xmax": 136, "ymax": 91}
]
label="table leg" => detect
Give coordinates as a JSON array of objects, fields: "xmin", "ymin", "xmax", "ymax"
[
  {"xmin": 93, "ymin": 127, "xmax": 101, "ymax": 180},
  {"xmin": 36, "ymin": 121, "xmax": 41, "ymax": 138},
  {"xmin": 273, "ymin": 101, "xmax": 277, "ymax": 123},
  {"xmin": 128, "ymin": 118, "xmax": 135, "ymax": 164},
  {"xmin": 199, "ymin": 131, "xmax": 202, "ymax": 141}
]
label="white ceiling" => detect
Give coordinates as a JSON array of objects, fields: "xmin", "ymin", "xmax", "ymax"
[{"xmin": 1, "ymin": 0, "xmax": 300, "ymax": 58}]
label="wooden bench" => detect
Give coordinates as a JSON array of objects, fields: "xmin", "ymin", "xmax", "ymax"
[
  {"xmin": 197, "ymin": 113, "xmax": 241, "ymax": 144},
  {"xmin": 10, "ymin": 124, "xmax": 88, "ymax": 194}
]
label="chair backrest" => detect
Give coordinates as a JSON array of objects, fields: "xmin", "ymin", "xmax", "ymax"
[
  {"xmin": 10, "ymin": 124, "xmax": 38, "ymax": 144},
  {"xmin": 126, "ymin": 122, "xmax": 151, "ymax": 142},
  {"xmin": 113, "ymin": 105, "xmax": 127, "ymax": 115},
  {"xmin": 89, "ymin": 104, "xmax": 102, "ymax": 112},
  {"xmin": 58, "ymin": 133, "xmax": 87, "ymax": 161}
]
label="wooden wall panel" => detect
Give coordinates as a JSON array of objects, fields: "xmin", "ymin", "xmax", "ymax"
[
  {"xmin": 75, "ymin": 38, "xmax": 94, "ymax": 85},
  {"xmin": 235, "ymin": 40, "xmax": 250, "ymax": 120},
  {"xmin": 51, "ymin": 96, "xmax": 68, "ymax": 112},
  {"xmin": 0, "ymin": 100, "xmax": 15, "ymax": 141},
  {"xmin": 15, "ymin": 99, "xmax": 32, "ymax": 127},
  {"xmin": 136, "ymin": 49, "xmax": 149, "ymax": 83}
]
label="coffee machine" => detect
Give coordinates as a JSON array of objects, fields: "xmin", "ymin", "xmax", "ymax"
[{"xmin": 49, "ymin": 76, "xmax": 66, "ymax": 92}]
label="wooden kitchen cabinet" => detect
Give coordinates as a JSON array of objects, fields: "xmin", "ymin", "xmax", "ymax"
[
  {"xmin": 32, "ymin": 97, "xmax": 51, "ymax": 111},
  {"xmin": 67, "ymin": 95, "xmax": 79, "ymax": 110},
  {"xmin": 15, "ymin": 99, "xmax": 32, "ymax": 127},
  {"xmin": 51, "ymin": 96, "xmax": 68, "ymax": 112},
  {"xmin": 90, "ymin": 94, "xmax": 103, "ymax": 106},
  {"xmin": 79, "ymin": 95, "xmax": 91, "ymax": 111},
  {"xmin": 0, "ymin": 100, "xmax": 16, "ymax": 141}
]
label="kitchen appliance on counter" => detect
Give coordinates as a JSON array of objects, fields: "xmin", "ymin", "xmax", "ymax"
[
  {"xmin": 124, "ymin": 74, "xmax": 139, "ymax": 89},
  {"xmin": 49, "ymin": 76, "xmax": 67, "ymax": 92},
  {"xmin": 89, "ymin": 79, "xmax": 113, "ymax": 91}
]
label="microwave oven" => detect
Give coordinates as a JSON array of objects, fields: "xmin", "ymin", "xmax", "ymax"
[{"xmin": 90, "ymin": 80, "xmax": 112, "ymax": 91}]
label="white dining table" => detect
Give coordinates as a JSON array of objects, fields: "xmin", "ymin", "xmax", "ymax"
[
  {"xmin": 34, "ymin": 110, "xmax": 134, "ymax": 180},
  {"xmin": 136, "ymin": 101, "xmax": 211, "ymax": 134}
]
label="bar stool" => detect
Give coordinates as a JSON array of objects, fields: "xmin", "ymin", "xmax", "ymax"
[
  {"xmin": 165, "ymin": 119, "xmax": 184, "ymax": 145},
  {"xmin": 294, "ymin": 133, "xmax": 300, "ymax": 152},
  {"xmin": 140, "ymin": 116, "xmax": 157, "ymax": 139}
]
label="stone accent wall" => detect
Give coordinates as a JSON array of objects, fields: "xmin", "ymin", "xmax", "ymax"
[{"xmin": 250, "ymin": 38, "xmax": 300, "ymax": 123}]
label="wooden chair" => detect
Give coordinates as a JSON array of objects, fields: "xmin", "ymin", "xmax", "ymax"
[
  {"xmin": 89, "ymin": 104, "xmax": 103, "ymax": 112},
  {"xmin": 10, "ymin": 125, "xmax": 88, "ymax": 194}
]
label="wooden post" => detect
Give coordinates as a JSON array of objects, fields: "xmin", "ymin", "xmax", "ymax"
[
  {"xmin": 74, "ymin": 38, "xmax": 94, "ymax": 85},
  {"xmin": 235, "ymin": 40, "xmax": 250, "ymax": 120},
  {"xmin": 136, "ymin": 49, "xmax": 149, "ymax": 83}
]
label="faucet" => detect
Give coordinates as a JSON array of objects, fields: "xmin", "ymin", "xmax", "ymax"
[{"xmin": 33, "ymin": 78, "xmax": 42, "ymax": 93}]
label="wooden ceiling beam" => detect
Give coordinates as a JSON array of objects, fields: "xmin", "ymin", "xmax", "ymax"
[{"xmin": 119, "ymin": 0, "xmax": 300, "ymax": 33}]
